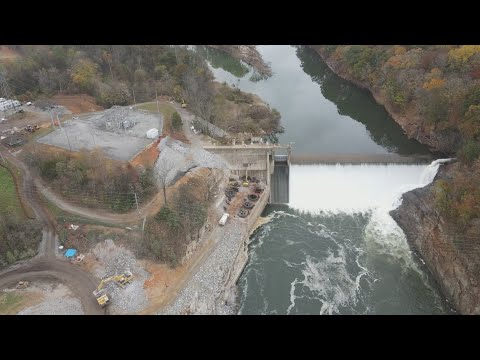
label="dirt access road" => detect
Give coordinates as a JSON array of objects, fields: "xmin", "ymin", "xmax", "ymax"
[
  {"xmin": 34, "ymin": 177, "xmax": 165, "ymax": 226},
  {"xmin": 29, "ymin": 101, "xmax": 198, "ymax": 227},
  {"xmin": 0, "ymin": 148, "xmax": 105, "ymax": 315}
]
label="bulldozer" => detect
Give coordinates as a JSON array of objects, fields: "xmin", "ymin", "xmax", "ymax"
[{"xmin": 93, "ymin": 271, "xmax": 133, "ymax": 307}]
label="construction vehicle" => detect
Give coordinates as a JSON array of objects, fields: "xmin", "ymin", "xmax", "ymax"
[
  {"xmin": 181, "ymin": 98, "xmax": 187, "ymax": 108},
  {"xmin": 93, "ymin": 289, "xmax": 110, "ymax": 307},
  {"xmin": 219, "ymin": 213, "xmax": 229, "ymax": 226},
  {"xmin": 25, "ymin": 124, "xmax": 39, "ymax": 132},
  {"xmin": 93, "ymin": 271, "xmax": 134, "ymax": 307},
  {"xmin": 16, "ymin": 281, "xmax": 29, "ymax": 289},
  {"xmin": 71, "ymin": 254, "xmax": 85, "ymax": 265}
]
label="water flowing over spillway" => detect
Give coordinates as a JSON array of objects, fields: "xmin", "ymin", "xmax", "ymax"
[
  {"xmin": 200, "ymin": 45, "xmax": 452, "ymax": 314},
  {"xmin": 238, "ymin": 161, "xmax": 452, "ymax": 315}
]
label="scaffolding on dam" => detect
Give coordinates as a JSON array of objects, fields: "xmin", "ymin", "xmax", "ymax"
[{"xmin": 203, "ymin": 144, "xmax": 292, "ymax": 205}]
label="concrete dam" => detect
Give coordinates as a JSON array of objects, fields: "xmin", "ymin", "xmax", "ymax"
[
  {"xmin": 203, "ymin": 144, "xmax": 291, "ymax": 204},
  {"xmin": 203, "ymin": 145, "xmax": 433, "ymax": 205}
]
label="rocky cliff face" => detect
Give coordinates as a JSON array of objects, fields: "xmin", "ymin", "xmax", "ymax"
[
  {"xmin": 310, "ymin": 47, "xmax": 480, "ymax": 314},
  {"xmin": 390, "ymin": 163, "xmax": 480, "ymax": 314}
]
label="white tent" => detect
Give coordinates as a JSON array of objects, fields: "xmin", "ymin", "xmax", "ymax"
[{"xmin": 146, "ymin": 128, "xmax": 159, "ymax": 139}]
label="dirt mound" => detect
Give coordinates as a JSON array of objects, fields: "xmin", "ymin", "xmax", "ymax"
[
  {"xmin": 52, "ymin": 94, "xmax": 103, "ymax": 114},
  {"xmin": 130, "ymin": 139, "xmax": 160, "ymax": 168}
]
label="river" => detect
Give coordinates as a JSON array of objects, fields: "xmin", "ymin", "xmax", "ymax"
[{"xmin": 201, "ymin": 45, "xmax": 453, "ymax": 315}]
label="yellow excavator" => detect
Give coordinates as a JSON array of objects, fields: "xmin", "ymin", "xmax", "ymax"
[{"xmin": 93, "ymin": 271, "xmax": 133, "ymax": 307}]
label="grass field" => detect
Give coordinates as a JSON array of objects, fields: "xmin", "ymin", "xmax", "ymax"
[
  {"xmin": 0, "ymin": 166, "xmax": 23, "ymax": 218},
  {"xmin": 0, "ymin": 292, "xmax": 25, "ymax": 314},
  {"xmin": 136, "ymin": 102, "xmax": 176, "ymax": 119}
]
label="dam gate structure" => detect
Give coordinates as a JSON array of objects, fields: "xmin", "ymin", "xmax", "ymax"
[{"xmin": 203, "ymin": 144, "xmax": 291, "ymax": 204}]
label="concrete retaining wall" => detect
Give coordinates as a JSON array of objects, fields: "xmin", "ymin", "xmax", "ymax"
[
  {"xmin": 194, "ymin": 118, "xmax": 228, "ymax": 139},
  {"xmin": 221, "ymin": 186, "xmax": 271, "ymax": 295}
]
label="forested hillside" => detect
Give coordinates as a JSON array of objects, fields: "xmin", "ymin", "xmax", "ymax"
[
  {"xmin": 316, "ymin": 45, "xmax": 480, "ymax": 238},
  {"xmin": 0, "ymin": 45, "xmax": 281, "ymax": 138}
]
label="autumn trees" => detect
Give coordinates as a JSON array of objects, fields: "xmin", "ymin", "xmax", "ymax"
[
  {"xmin": 434, "ymin": 160, "xmax": 480, "ymax": 228},
  {"xmin": 0, "ymin": 215, "xmax": 42, "ymax": 267},
  {"xmin": 3, "ymin": 45, "xmax": 183, "ymax": 107},
  {"xmin": 140, "ymin": 172, "xmax": 214, "ymax": 267},
  {"xmin": 2, "ymin": 45, "xmax": 283, "ymax": 137},
  {"xmin": 320, "ymin": 45, "xmax": 480, "ymax": 157},
  {"xmin": 319, "ymin": 45, "xmax": 480, "ymax": 233},
  {"xmin": 31, "ymin": 148, "xmax": 157, "ymax": 213},
  {"xmin": 171, "ymin": 111, "xmax": 182, "ymax": 131}
]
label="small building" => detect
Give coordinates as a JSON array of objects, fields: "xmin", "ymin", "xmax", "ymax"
[
  {"xmin": 146, "ymin": 128, "xmax": 159, "ymax": 139},
  {"xmin": 64, "ymin": 249, "xmax": 77, "ymax": 259}
]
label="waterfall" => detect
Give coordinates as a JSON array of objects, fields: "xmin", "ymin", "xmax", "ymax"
[{"xmin": 419, "ymin": 158, "xmax": 454, "ymax": 187}]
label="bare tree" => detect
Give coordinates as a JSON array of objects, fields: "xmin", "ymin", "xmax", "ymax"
[
  {"xmin": 182, "ymin": 62, "xmax": 215, "ymax": 124},
  {"xmin": 204, "ymin": 170, "xmax": 222, "ymax": 202},
  {"xmin": 155, "ymin": 157, "xmax": 176, "ymax": 205}
]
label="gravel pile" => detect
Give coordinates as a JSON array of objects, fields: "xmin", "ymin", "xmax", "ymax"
[
  {"xmin": 17, "ymin": 283, "xmax": 84, "ymax": 315},
  {"xmin": 86, "ymin": 105, "xmax": 163, "ymax": 137},
  {"xmin": 18, "ymin": 297, "xmax": 84, "ymax": 315},
  {"xmin": 161, "ymin": 220, "xmax": 247, "ymax": 315},
  {"xmin": 156, "ymin": 137, "xmax": 227, "ymax": 186},
  {"xmin": 91, "ymin": 239, "xmax": 149, "ymax": 314}
]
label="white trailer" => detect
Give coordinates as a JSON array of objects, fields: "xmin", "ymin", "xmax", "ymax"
[
  {"xmin": 219, "ymin": 213, "xmax": 229, "ymax": 226},
  {"xmin": 146, "ymin": 128, "xmax": 159, "ymax": 139}
]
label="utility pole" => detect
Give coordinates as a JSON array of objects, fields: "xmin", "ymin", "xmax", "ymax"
[
  {"xmin": 56, "ymin": 112, "xmax": 72, "ymax": 151},
  {"xmin": 49, "ymin": 110, "xmax": 56, "ymax": 128},
  {"xmin": 134, "ymin": 192, "xmax": 139, "ymax": 212},
  {"xmin": 155, "ymin": 89, "xmax": 160, "ymax": 115},
  {"xmin": 132, "ymin": 87, "xmax": 136, "ymax": 105}
]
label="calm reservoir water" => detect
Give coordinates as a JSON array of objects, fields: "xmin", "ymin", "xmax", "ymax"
[{"xmin": 201, "ymin": 45, "xmax": 453, "ymax": 314}]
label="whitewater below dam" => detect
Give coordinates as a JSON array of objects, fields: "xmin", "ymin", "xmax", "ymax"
[{"xmin": 237, "ymin": 162, "xmax": 454, "ymax": 315}]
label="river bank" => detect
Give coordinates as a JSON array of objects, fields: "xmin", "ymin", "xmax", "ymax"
[
  {"xmin": 313, "ymin": 46, "xmax": 479, "ymax": 314},
  {"xmin": 206, "ymin": 45, "xmax": 272, "ymax": 79},
  {"xmin": 312, "ymin": 46, "xmax": 455, "ymax": 155},
  {"xmin": 390, "ymin": 162, "xmax": 480, "ymax": 314},
  {"xmin": 160, "ymin": 184, "xmax": 271, "ymax": 315}
]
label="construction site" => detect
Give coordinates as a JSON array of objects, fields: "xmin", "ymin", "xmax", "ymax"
[
  {"xmin": 36, "ymin": 106, "xmax": 163, "ymax": 161},
  {"xmin": 0, "ymin": 91, "xmax": 289, "ymax": 315}
]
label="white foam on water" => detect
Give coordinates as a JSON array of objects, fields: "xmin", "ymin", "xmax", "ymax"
[
  {"xmin": 364, "ymin": 159, "xmax": 453, "ymax": 270},
  {"xmin": 287, "ymin": 278, "xmax": 300, "ymax": 314},
  {"xmin": 299, "ymin": 246, "xmax": 362, "ymax": 315},
  {"xmin": 286, "ymin": 160, "xmax": 452, "ymax": 313},
  {"xmin": 289, "ymin": 161, "xmax": 452, "ymax": 258}
]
